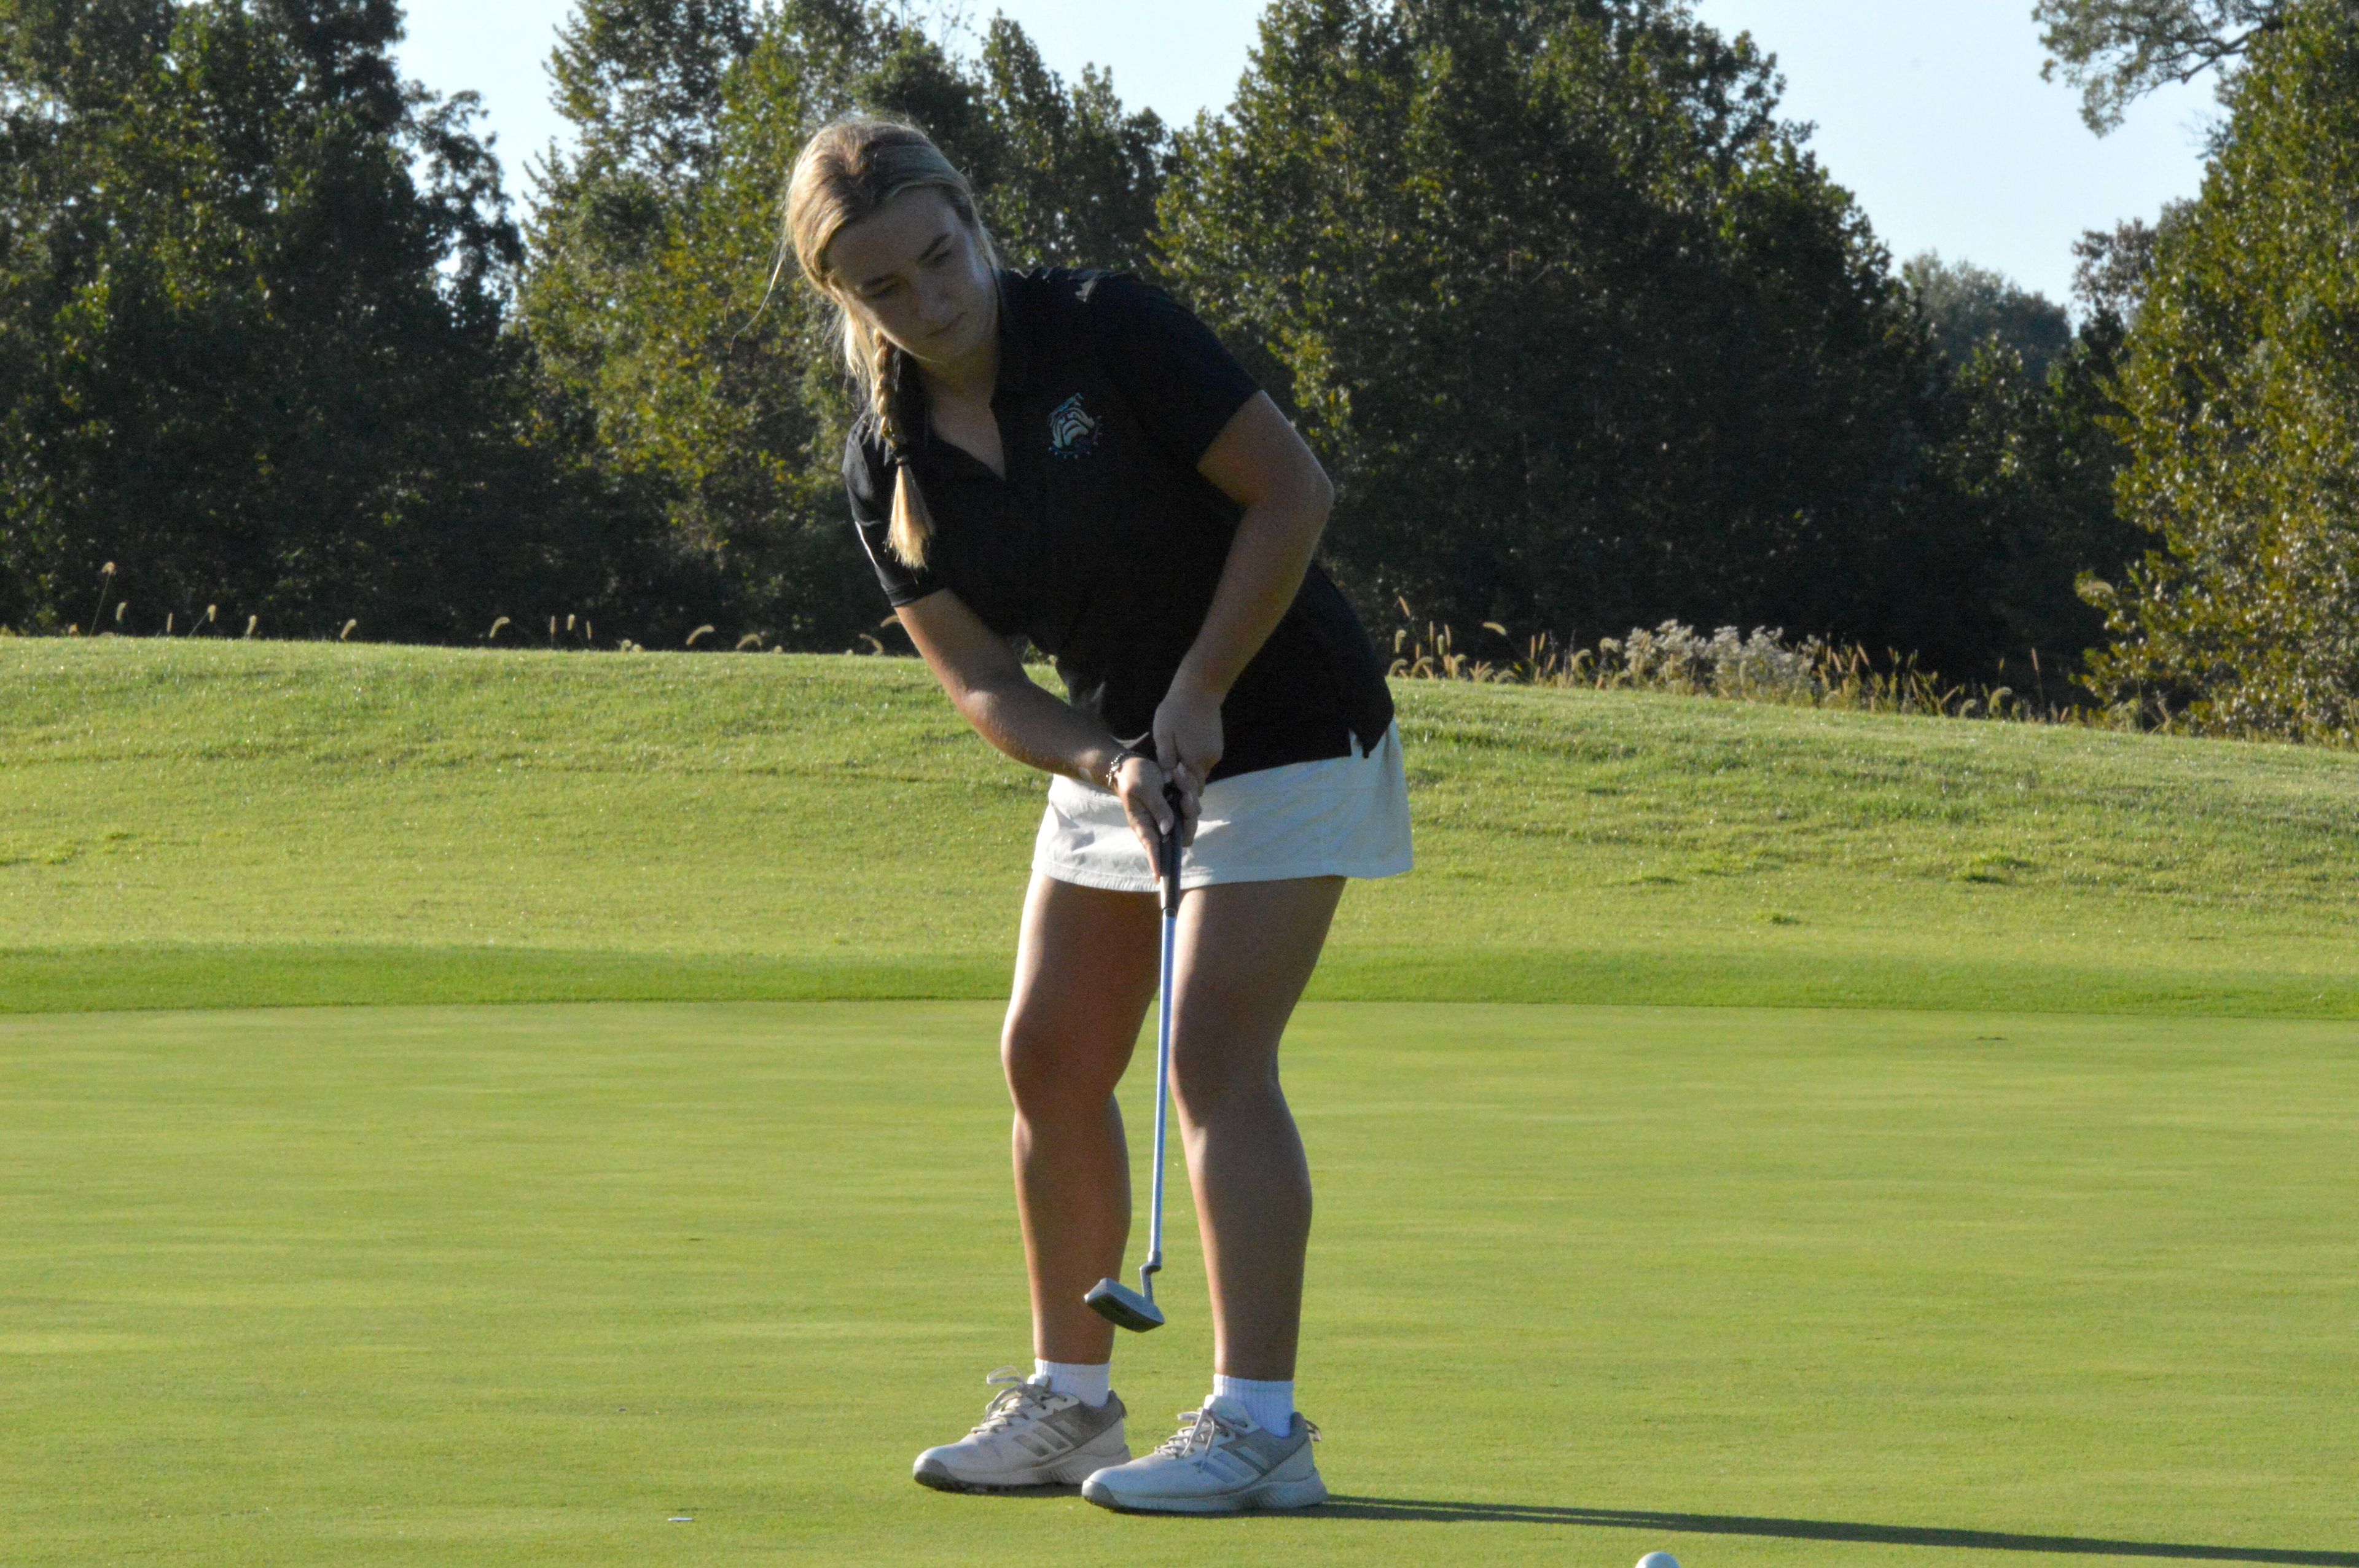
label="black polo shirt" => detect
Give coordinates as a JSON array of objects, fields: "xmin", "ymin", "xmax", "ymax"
[{"xmin": 843, "ymin": 268, "xmax": 1394, "ymax": 782}]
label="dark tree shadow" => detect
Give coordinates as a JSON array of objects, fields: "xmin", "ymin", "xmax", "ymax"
[{"xmin": 1308, "ymin": 1497, "xmax": 2357, "ymax": 1565}]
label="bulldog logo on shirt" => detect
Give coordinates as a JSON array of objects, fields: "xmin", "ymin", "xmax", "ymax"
[{"xmin": 1048, "ymin": 393, "xmax": 1100, "ymax": 460}]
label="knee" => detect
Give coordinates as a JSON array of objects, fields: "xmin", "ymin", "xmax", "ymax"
[
  {"xmin": 1170, "ymin": 1045, "xmax": 1282, "ymax": 1128},
  {"xmin": 1001, "ymin": 1013, "xmax": 1119, "ymax": 1121}
]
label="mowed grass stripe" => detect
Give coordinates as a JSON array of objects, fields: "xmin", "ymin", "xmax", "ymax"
[
  {"xmin": 9, "ymin": 943, "xmax": 2359, "ymax": 1019},
  {"xmin": 1, "ymin": 1000, "xmax": 2352, "ymax": 1565},
  {"xmin": 6, "ymin": 639, "xmax": 2359, "ymax": 1015}
]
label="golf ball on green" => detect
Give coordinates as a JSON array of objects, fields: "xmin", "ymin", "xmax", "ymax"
[{"xmin": 1637, "ymin": 1554, "xmax": 1681, "ymax": 1568}]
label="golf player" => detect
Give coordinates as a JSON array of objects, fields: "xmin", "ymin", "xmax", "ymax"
[{"xmin": 785, "ymin": 116, "xmax": 1411, "ymax": 1514}]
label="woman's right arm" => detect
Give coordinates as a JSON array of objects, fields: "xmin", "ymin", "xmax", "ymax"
[{"xmin": 898, "ymin": 588, "xmax": 1186, "ymax": 848}]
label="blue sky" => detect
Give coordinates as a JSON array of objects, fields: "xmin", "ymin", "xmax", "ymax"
[{"xmin": 394, "ymin": 0, "xmax": 2221, "ymax": 305}]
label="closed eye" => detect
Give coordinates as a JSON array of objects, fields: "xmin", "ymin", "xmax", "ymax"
[{"xmin": 855, "ymin": 232, "xmax": 955, "ymax": 300}]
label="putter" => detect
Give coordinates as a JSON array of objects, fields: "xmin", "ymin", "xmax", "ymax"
[{"xmin": 1084, "ymin": 787, "xmax": 1184, "ymax": 1333}]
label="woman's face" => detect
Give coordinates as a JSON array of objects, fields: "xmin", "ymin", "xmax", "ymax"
[{"xmin": 826, "ymin": 186, "xmax": 997, "ymax": 374}]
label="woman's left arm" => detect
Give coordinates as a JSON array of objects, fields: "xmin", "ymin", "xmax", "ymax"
[{"xmin": 1153, "ymin": 392, "xmax": 1335, "ymax": 798}]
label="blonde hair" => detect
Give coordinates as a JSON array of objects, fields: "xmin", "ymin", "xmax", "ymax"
[{"xmin": 784, "ymin": 116, "xmax": 997, "ymax": 571}]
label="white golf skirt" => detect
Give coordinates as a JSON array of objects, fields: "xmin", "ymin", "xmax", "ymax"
[{"xmin": 1033, "ymin": 721, "xmax": 1414, "ymax": 893}]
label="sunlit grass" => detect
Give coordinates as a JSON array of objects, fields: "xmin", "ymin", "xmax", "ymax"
[
  {"xmin": 4, "ymin": 638, "xmax": 2357, "ymax": 1014},
  {"xmin": 2, "ymin": 1000, "xmax": 2351, "ymax": 1566}
]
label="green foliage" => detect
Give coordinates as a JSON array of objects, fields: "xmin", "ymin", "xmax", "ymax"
[
  {"xmin": 1897, "ymin": 253, "xmax": 2140, "ymax": 675},
  {"xmin": 1902, "ymin": 252, "xmax": 2074, "ymax": 383},
  {"xmin": 2071, "ymin": 210, "xmax": 2185, "ymax": 322},
  {"xmin": 1891, "ymin": 225, "xmax": 2194, "ymax": 687},
  {"xmin": 2083, "ymin": 3, "xmax": 2359, "ymax": 741},
  {"xmin": 973, "ymin": 18, "xmax": 1169, "ymax": 276},
  {"xmin": 0, "ymin": 0, "xmax": 662, "ymax": 639},
  {"xmin": 524, "ymin": 0, "xmax": 841, "ymax": 645},
  {"xmin": 0, "ymin": 1, "xmax": 2157, "ymax": 682},
  {"xmin": 2036, "ymin": 0, "xmax": 2290, "ymax": 132},
  {"xmin": 1929, "ymin": 319, "xmax": 2143, "ymax": 679},
  {"xmin": 546, "ymin": 0, "xmax": 754, "ymax": 187},
  {"xmin": 1157, "ymin": 0, "xmax": 2038, "ymax": 673}
]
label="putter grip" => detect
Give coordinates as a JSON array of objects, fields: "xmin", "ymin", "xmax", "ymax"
[{"xmin": 1159, "ymin": 784, "xmax": 1184, "ymax": 915}]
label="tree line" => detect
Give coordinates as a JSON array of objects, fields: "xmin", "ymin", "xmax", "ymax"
[{"xmin": 2, "ymin": 0, "xmax": 2353, "ymax": 739}]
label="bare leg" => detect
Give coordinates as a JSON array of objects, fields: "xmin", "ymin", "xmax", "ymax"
[
  {"xmin": 1001, "ymin": 873, "xmax": 1160, "ymax": 1365},
  {"xmin": 1168, "ymin": 876, "xmax": 1345, "ymax": 1383}
]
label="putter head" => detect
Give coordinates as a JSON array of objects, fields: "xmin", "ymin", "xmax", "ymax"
[{"xmin": 1084, "ymin": 1277, "xmax": 1165, "ymax": 1333}]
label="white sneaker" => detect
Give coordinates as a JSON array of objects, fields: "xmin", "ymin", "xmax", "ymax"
[
  {"xmin": 912, "ymin": 1368, "xmax": 1130, "ymax": 1492},
  {"xmin": 1080, "ymin": 1395, "xmax": 1326, "ymax": 1514}
]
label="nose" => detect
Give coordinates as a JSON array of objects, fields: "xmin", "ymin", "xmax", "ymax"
[{"xmin": 915, "ymin": 275, "xmax": 964, "ymax": 336}]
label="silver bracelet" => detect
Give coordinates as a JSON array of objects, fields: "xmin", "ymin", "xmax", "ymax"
[{"xmin": 1100, "ymin": 747, "xmax": 1152, "ymax": 792}]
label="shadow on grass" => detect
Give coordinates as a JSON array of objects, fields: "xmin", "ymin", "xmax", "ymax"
[{"xmin": 1313, "ymin": 1497, "xmax": 2357, "ymax": 1564}]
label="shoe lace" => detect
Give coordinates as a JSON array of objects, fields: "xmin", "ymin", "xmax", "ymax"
[
  {"xmin": 1154, "ymin": 1405, "xmax": 1321, "ymax": 1459},
  {"xmin": 968, "ymin": 1367, "xmax": 1056, "ymax": 1437},
  {"xmin": 1154, "ymin": 1406, "xmax": 1232, "ymax": 1459}
]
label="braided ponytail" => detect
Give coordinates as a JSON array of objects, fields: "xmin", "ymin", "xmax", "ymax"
[
  {"xmin": 783, "ymin": 115, "xmax": 995, "ymax": 572},
  {"xmin": 870, "ymin": 335, "xmax": 934, "ymax": 570}
]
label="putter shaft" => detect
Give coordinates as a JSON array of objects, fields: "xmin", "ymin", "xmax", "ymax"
[
  {"xmin": 1086, "ymin": 790, "xmax": 1183, "ymax": 1332},
  {"xmin": 1141, "ymin": 879, "xmax": 1175, "ymax": 1297},
  {"xmin": 1142, "ymin": 794, "xmax": 1180, "ymax": 1297}
]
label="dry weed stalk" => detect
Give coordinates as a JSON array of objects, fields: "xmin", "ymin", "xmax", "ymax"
[{"xmin": 1385, "ymin": 606, "xmax": 2086, "ymax": 726}]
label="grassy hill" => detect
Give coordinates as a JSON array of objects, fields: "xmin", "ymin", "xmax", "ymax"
[{"xmin": 5, "ymin": 638, "xmax": 2358, "ymax": 1015}]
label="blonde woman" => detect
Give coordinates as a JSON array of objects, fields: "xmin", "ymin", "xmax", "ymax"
[{"xmin": 785, "ymin": 117, "xmax": 1410, "ymax": 1515}]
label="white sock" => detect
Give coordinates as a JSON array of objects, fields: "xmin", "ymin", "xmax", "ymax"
[
  {"xmin": 1035, "ymin": 1359, "xmax": 1111, "ymax": 1407},
  {"xmin": 1212, "ymin": 1374, "xmax": 1294, "ymax": 1435}
]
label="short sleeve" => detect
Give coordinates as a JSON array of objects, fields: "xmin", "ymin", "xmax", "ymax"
[
  {"xmin": 844, "ymin": 423, "xmax": 942, "ymax": 607},
  {"xmin": 1085, "ymin": 276, "xmax": 1261, "ymax": 470}
]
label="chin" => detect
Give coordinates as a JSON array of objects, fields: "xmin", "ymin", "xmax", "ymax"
[{"xmin": 926, "ymin": 319, "xmax": 990, "ymax": 364}]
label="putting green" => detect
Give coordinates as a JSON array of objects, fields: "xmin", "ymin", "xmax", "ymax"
[{"xmin": 4, "ymin": 1000, "xmax": 2352, "ymax": 1565}]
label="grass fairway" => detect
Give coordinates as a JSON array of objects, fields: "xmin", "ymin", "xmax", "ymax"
[
  {"xmin": 6, "ymin": 639, "xmax": 2359, "ymax": 1015},
  {"xmin": 4, "ymin": 999, "xmax": 2354, "ymax": 1566}
]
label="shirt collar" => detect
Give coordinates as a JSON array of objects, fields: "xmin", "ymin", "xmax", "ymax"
[
  {"xmin": 991, "ymin": 270, "xmax": 1046, "ymax": 402},
  {"xmin": 886, "ymin": 273, "xmax": 1036, "ymax": 467}
]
